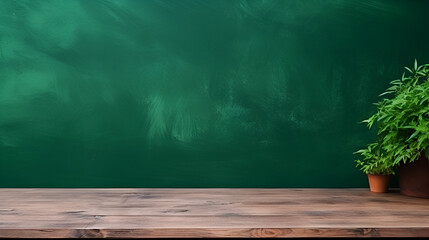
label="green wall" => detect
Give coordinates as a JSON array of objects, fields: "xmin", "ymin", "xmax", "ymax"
[{"xmin": 1, "ymin": 0, "xmax": 428, "ymax": 187}]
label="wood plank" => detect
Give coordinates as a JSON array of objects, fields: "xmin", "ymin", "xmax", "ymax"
[{"xmin": 0, "ymin": 189, "xmax": 428, "ymax": 238}]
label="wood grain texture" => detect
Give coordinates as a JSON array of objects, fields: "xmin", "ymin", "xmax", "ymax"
[{"xmin": 0, "ymin": 188, "xmax": 428, "ymax": 238}]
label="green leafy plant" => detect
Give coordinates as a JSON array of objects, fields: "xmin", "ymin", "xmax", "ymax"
[
  {"xmin": 356, "ymin": 60, "xmax": 429, "ymax": 174},
  {"xmin": 355, "ymin": 142, "xmax": 395, "ymax": 175}
]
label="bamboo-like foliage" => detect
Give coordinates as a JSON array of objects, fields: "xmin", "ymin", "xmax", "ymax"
[{"xmin": 355, "ymin": 60, "xmax": 429, "ymax": 174}]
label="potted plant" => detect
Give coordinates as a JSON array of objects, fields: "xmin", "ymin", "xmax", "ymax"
[
  {"xmin": 355, "ymin": 142, "xmax": 394, "ymax": 193},
  {"xmin": 360, "ymin": 60, "xmax": 429, "ymax": 198}
]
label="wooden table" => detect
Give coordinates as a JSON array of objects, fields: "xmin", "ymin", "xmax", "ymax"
[{"xmin": 0, "ymin": 188, "xmax": 428, "ymax": 238}]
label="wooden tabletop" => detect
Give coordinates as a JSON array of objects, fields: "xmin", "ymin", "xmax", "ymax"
[{"xmin": 0, "ymin": 188, "xmax": 428, "ymax": 238}]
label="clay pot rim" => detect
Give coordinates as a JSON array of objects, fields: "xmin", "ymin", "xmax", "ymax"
[{"xmin": 367, "ymin": 174, "xmax": 392, "ymax": 176}]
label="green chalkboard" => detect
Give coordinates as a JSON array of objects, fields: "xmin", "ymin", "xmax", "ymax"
[{"xmin": 1, "ymin": 0, "xmax": 429, "ymax": 187}]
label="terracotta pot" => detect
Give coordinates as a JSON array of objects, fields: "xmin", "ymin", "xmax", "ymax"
[
  {"xmin": 398, "ymin": 154, "xmax": 429, "ymax": 198},
  {"xmin": 367, "ymin": 174, "xmax": 391, "ymax": 193}
]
